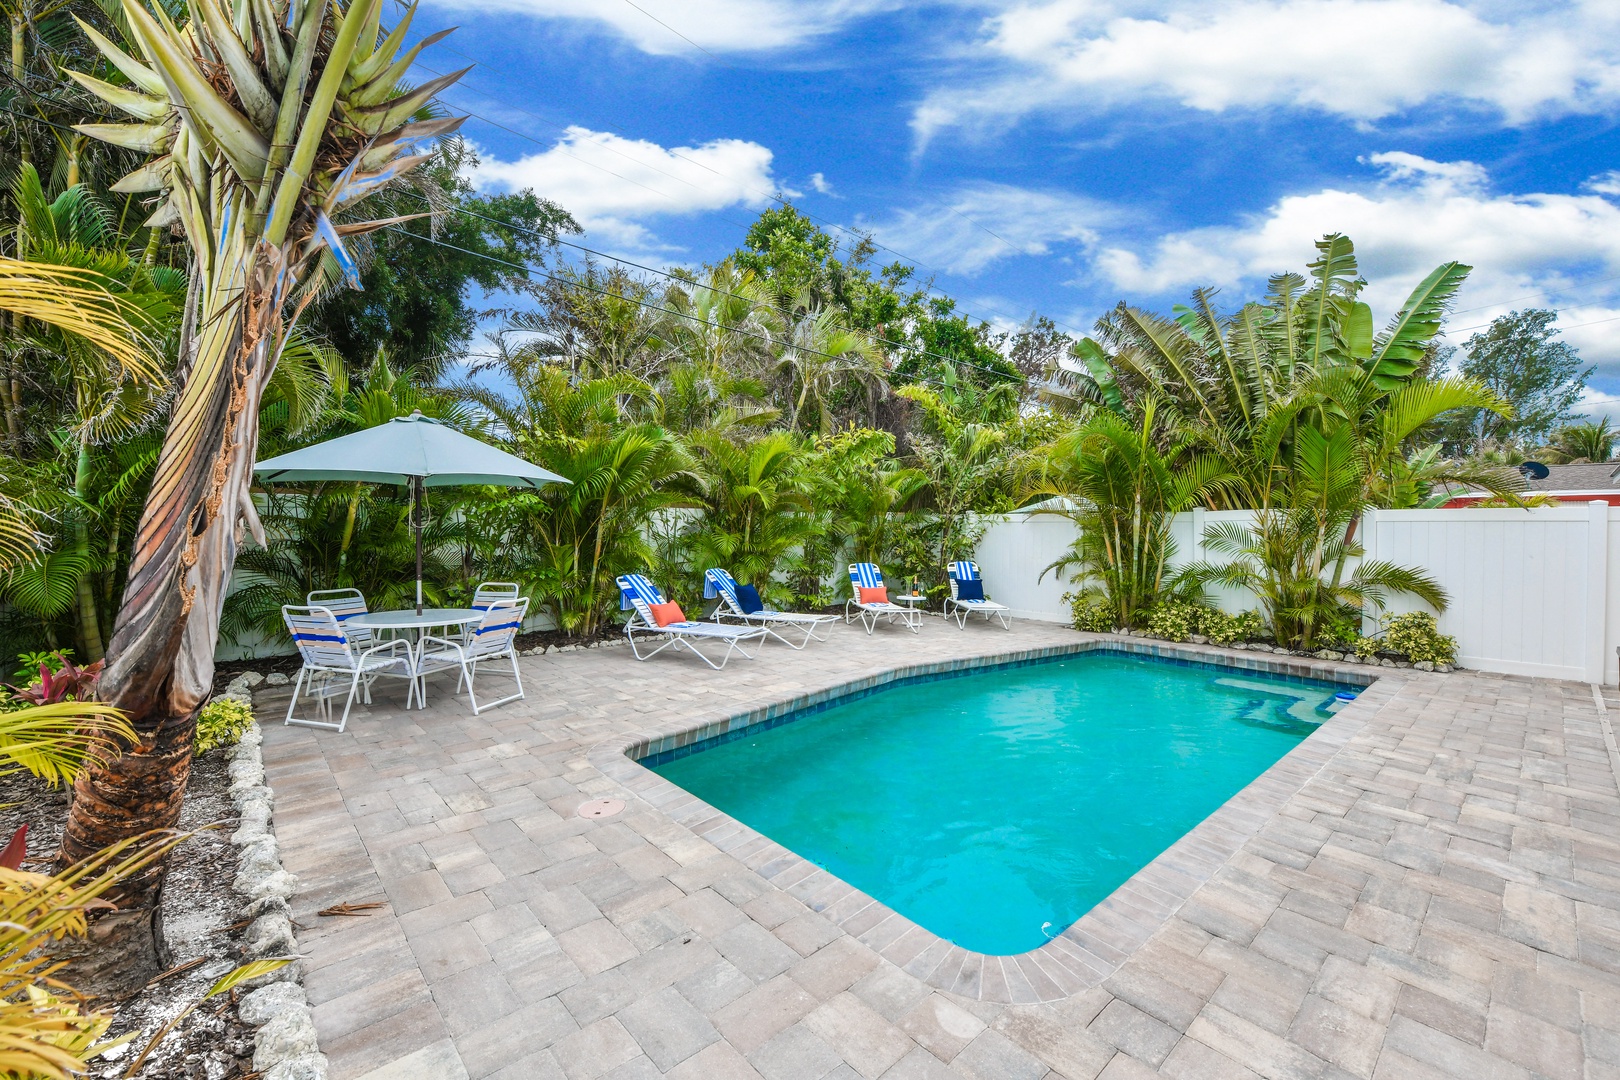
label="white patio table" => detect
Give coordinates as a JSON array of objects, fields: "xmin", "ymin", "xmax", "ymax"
[{"xmin": 350, "ymin": 608, "xmax": 481, "ymax": 709}]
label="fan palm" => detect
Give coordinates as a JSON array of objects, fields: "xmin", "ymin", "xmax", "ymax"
[
  {"xmin": 1548, "ymin": 418, "xmax": 1616, "ymax": 464},
  {"xmin": 63, "ymin": 0, "xmax": 466, "ymax": 990}
]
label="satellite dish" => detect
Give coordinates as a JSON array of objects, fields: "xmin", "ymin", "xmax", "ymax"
[{"xmin": 1518, "ymin": 461, "xmax": 1551, "ymax": 480}]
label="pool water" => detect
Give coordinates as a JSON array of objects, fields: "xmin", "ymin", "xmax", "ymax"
[{"xmin": 649, "ymin": 651, "xmax": 1348, "ymax": 955}]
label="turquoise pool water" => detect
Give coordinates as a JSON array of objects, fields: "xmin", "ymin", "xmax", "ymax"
[{"xmin": 649, "ymin": 651, "xmax": 1349, "ymax": 955}]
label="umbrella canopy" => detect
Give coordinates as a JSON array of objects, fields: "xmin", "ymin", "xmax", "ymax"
[
  {"xmin": 254, "ymin": 412, "xmax": 567, "ymax": 613},
  {"xmin": 255, "ymin": 411, "xmax": 566, "ymax": 488}
]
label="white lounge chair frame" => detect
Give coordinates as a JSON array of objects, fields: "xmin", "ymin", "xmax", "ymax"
[
  {"xmin": 944, "ymin": 560, "xmax": 1013, "ymax": 630},
  {"xmin": 704, "ymin": 568, "xmax": 838, "ymax": 649},
  {"xmin": 843, "ymin": 563, "xmax": 922, "ymax": 635},
  {"xmin": 417, "ymin": 597, "xmax": 528, "ymax": 714},
  {"xmin": 282, "ymin": 604, "xmax": 417, "ymax": 732},
  {"xmin": 618, "ymin": 574, "xmax": 767, "ymax": 669}
]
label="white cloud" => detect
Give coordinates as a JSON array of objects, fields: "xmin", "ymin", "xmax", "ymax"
[
  {"xmin": 1087, "ymin": 151, "xmax": 1620, "ymax": 370},
  {"xmin": 915, "ymin": 0, "xmax": 1620, "ymax": 143},
  {"xmin": 470, "ymin": 126, "xmax": 779, "ymax": 249},
  {"xmin": 861, "ymin": 182, "xmax": 1114, "ymax": 276},
  {"xmin": 810, "ymin": 172, "xmax": 836, "ymax": 195},
  {"xmin": 426, "ymin": 0, "xmax": 896, "ymax": 54},
  {"xmin": 1587, "ymin": 171, "xmax": 1620, "ymax": 196}
]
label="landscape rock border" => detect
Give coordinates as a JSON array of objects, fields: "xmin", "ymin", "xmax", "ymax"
[{"xmin": 216, "ymin": 672, "xmax": 327, "ymax": 1080}]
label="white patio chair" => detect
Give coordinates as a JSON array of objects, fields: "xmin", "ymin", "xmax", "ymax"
[
  {"xmin": 282, "ymin": 604, "xmax": 416, "ymax": 732},
  {"xmin": 704, "ymin": 568, "xmax": 838, "ymax": 649},
  {"xmin": 617, "ymin": 574, "xmax": 767, "ymax": 669},
  {"xmin": 461, "ymin": 581, "xmax": 522, "ymax": 644},
  {"xmin": 843, "ymin": 563, "xmax": 921, "ymax": 634},
  {"xmin": 417, "ymin": 597, "xmax": 529, "ymax": 715},
  {"xmin": 944, "ymin": 560, "xmax": 1013, "ymax": 630},
  {"xmin": 307, "ymin": 587, "xmax": 374, "ymax": 648}
]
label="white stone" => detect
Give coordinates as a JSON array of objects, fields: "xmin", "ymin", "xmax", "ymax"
[
  {"xmin": 265, "ymin": 672, "xmax": 290, "ymax": 686},
  {"xmin": 243, "ymin": 671, "xmax": 266, "ymax": 688},
  {"xmin": 1414, "ymin": 661, "xmax": 1435, "ymax": 671},
  {"xmin": 233, "ymin": 801, "xmax": 273, "ymax": 844},
  {"xmin": 244, "ymin": 912, "xmax": 296, "ymax": 959},
  {"xmin": 253, "ymin": 1007, "xmax": 318, "ymax": 1071},
  {"xmin": 1437, "ymin": 663, "xmax": 1454, "ymax": 673},
  {"xmin": 240, "ymin": 981, "xmax": 307, "ymax": 1026},
  {"xmin": 228, "ymin": 758, "xmax": 266, "ymax": 785},
  {"xmin": 241, "ymin": 868, "xmax": 298, "ymax": 901},
  {"xmin": 264, "ymin": 1054, "xmax": 327, "ymax": 1080}
]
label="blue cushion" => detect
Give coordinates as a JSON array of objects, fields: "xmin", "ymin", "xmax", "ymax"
[
  {"xmin": 955, "ymin": 578, "xmax": 985, "ymax": 602},
  {"xmin": 735, "ymin": 584, "xmax": 765, "ymax": 614}
]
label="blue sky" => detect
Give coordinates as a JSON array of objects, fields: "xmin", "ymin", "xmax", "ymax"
[{"xmin": 403, "ymin": 0, "xmax": 1620, "ymax": 412}]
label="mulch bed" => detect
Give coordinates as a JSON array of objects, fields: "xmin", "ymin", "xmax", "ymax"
[{"xmin": 0, "ymin": 749, "xmax": 257, "ymax": 1079}]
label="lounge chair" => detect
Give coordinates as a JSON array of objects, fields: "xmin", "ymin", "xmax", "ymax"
[
  {"xmin": 944, "ymin": 560, "xmax": 1012, "ymax": 630},
  {"xmin": 282, "ymin": 604, "xmax": 417, "ymax": 732},
  {"xmin": 417, "ymin": 597, "xmax": 528, "ymax": 714},
  {"xmin": 704, "ymin": 568, "xmax": 839, "ymax": 649},
  {"xmin": 618, "ymin": 574, "xmax": 768, "ymax": 669},
  {"xmin": 844, "ymin": 563, "xmax": 922, "ymax": 634}
]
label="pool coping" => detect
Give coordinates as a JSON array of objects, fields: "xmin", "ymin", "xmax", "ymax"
[{"xmin": 588, "ymin": 634, "xmax": 1398, "ymax": 1004}]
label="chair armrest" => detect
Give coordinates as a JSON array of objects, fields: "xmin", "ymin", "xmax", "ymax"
[
  {"xmin": 419, "ymin": 635, "xmax": 466, "ymax": 657},
  {"xmin": 359, "ymin": 639, "xmax": 413, "ymax": 660}
]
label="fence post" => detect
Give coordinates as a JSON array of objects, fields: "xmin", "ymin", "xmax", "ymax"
[
  {"xmin": 1189, "ymin": 506, "xmax": 1205, "ymax": 566},
  {"xmin": 1361, "ymin": 510, "xmax": 1379, "ymax": 638},
  {"xmin": 1587, "ymin": 501, "xmax": 1609, "ymax": 684}
]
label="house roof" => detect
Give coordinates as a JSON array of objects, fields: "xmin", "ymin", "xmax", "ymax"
[{"xmin": 1520, "ymin": 461, "xmax": 1620, "ymax": 492}]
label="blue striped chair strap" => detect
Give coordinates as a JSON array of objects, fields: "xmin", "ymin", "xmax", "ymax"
[
  {"xmin": 850, "ymin": 563, "xmax": 883, "ymax": 588},
  {"xmin": 475, "ymin": 620, "xmax": 522, "ymax": 635},
  {"xmin": 704, "ymin": 569, "xmax": 740, "ymax": 602},
  {"xmin": 618, "ymin": 574, "xmax": 664, "ymax": 610},
  {"xmin": 292, "ymin": 632, "xmax": 344, "ymax": 643},
  {"xmin": 948, "ymin": 561, "xmax": 980, "ymax": 582}
]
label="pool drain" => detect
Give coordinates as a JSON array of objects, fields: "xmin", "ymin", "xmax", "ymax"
[{"xmin": 577, "ymin": 798, "xmax": 625, "ymax": 820}]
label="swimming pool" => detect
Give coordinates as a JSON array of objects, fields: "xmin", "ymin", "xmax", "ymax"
[{"xmin": 648, "ymin": 650, "xmax": 1351, "ymax": 955}]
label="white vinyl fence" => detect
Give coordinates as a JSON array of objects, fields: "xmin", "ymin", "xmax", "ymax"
[{"xmin": 973, "ymin": 505, "xmax": 1620, "ymax": 685}]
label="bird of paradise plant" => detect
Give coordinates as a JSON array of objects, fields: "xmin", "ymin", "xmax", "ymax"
[{"xmin": 62, "ymin": 0, "xmax": 467, "ymax": 991}]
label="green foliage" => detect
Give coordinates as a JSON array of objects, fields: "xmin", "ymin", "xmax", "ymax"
[
  {"xmin": 13, "ymin": 651, "xmax": 72, "ymax": 684},
  {"xmin": 1065, "ymin": 591, "xmax": 1117, "ymax": 633},
  {"xmin": 1200, "ymin": 609, "xmax": 1265, "ymax": 647},
  {"xmin": 1443, "ymin": 309, "xmax": 1590, "ymax": 450},
  {"xmin": 1146, "ymin": 600, "xmax": 1202, "ymax": 641},
  {"xmin": 1548, "ymin": 418, "xmax": 1615, "ymax": 464},
  {"xmin": 193, "ymin": 697, "xmax": 254, "ymax": 757},
  {"xmin": 1383, "ymin": 612, "xmax": 1457, "ymax": 665},
  {"xmin": 1353, "ymin": 635, "xmax": 1382, "ymax": 661}
]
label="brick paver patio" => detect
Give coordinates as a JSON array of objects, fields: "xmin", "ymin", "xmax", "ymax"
[{"xmin": 256, "ymin": 617, "xmax": 1620, "ymax": 1080}]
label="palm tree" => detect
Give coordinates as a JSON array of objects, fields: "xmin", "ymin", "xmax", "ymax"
[
  {"xmin": 1024, "ymin": 400, "xmax": 1235, "ymax": 629},
  {"xmin": 683, "ymin": 431, "xmax": 816, "ymax": 597},
  {"xmin": 777, "ymin": 308, "xmax": 883, "ymax": 433},
  {"xmin": 62, "ymin": 0, "xmax": 466, "ymax": 990},
  {"xmin": 1547, "ymin": 418, "xmax": 1616, "ymax": 463}
]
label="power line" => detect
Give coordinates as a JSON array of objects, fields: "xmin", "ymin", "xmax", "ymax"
[
  {"xmin": 614, "ymin": 0, "xmax": 720, "ymax": 61},
  {"xmin": 415, "ymin": 194, "xmax": 1039, "ymax": 388},
  {"xmin": 381, "ymin": 225, "xmax": 1074, "ymax": 403}
]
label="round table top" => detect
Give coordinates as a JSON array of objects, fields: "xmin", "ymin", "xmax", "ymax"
[
  {"xmin": 351, "ymin": 607, "xmax": 481, "ymax": 629},
  {"xmin": 891, "ymin": 593, "xmax": 929, "ymax": 604}
]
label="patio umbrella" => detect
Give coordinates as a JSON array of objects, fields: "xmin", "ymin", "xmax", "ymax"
[{"xmin": 255, "ymin": 411, "xmax": 568, "ymax": 614}]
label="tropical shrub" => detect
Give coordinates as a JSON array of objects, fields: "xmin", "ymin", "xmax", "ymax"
[
  {"xmin": 1146, "ymin": 600, "xmax": 1203, "ymax": 641},
  {"xmin": 1065, "ymin": 592, "xmax": 1117, "ymax": 633},
  {"xmin": 1200, "ymin": 609, "xmax": 1265, "ymax": 647},
  {"xmin": 1384, "ymin": 612, "xmax": 1457, "ymax": 665},
  {"xmin": 194, "ymin": 698, "xmax": 255, "ymax": 757}
]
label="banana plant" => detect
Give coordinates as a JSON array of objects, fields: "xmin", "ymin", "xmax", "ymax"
[{"xmin": 64, "ymin": 0, "xmax": 466, "ymax": 993}]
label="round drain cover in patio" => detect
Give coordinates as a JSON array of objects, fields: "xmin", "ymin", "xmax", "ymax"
[{"xmin": 577, "ymin": 798, "xmax": 625, "ymax": 819}]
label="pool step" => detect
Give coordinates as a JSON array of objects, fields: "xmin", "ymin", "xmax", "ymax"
[{"xmin": 1213, "ymin": 677, "xmax": 1327, "ymax": 725}]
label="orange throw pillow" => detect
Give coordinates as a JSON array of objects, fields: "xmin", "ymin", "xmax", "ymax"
[
  {"xmin": 857, "ymin": 585, "xmax": 888, "ymax": 605},
  {"xmin": 649, "ymin": 601, "xmax": 686, "ymax": 627}
]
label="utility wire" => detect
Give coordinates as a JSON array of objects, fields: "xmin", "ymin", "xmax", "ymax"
[
  {"xmin": 382, "ymin": 224, "xmax": 1081, "ymax": 403},
  {"xmin": 411, "ymin": 194, "xmax": 1042, "ymax": 389}
]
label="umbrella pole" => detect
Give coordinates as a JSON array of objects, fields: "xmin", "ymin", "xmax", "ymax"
[{"xmin": 414, "ymin": 476, "xmax": 424, "ymax": 616}]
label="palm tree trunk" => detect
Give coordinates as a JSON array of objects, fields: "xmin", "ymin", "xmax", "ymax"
[{"xmin": 59, "ymin": 256, "xmax": 274, "ymax": 997}]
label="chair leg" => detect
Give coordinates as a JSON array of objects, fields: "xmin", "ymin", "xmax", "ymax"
[
  {"xmin": 337, "ymin": 668, "xmax": 363, "ymax": 733},
  {"xmin": 283, "ymin": 667, "xmax": 306, "ymax": 727}
]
